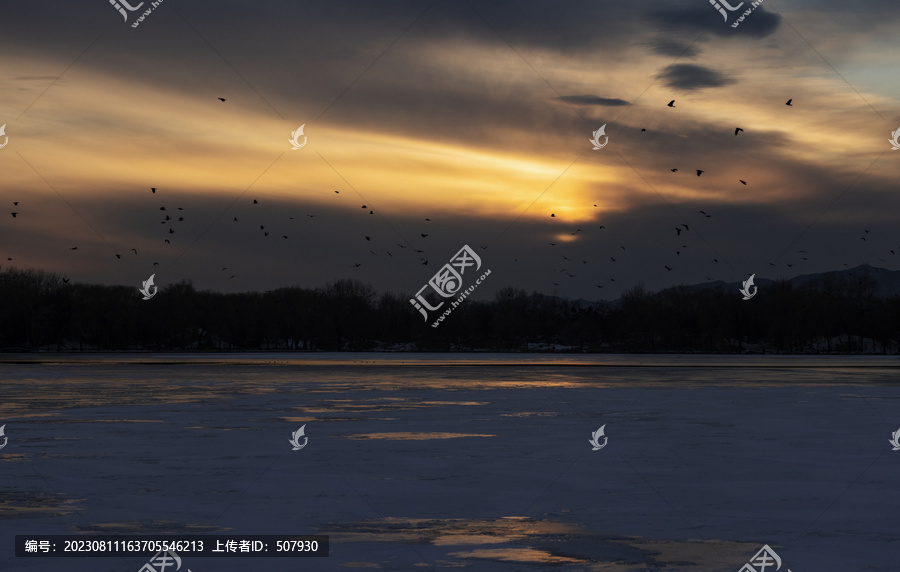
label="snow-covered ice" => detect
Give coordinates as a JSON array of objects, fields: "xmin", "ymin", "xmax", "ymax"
[{"xmin": 1, "ymin": 353, "xmax": 899, "ymax": 571}]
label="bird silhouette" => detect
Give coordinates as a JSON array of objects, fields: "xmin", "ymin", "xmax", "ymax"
[
  {"xmin": 769, "ymin": 262, "xmax": 776, "ymax": 266},
  {"xmin": 115, "ymin": 254, "xmax": 121, "ymax": 259},
  {"xmin": 233, "ymin": 217, "xmax": 238, "ymax": 222},
  {"xmin": 425, "ymin": 218, "xmax": 431, "ymax": 221},
  {"xmin": 740, "ymin": 180, "xmax": 747, "ymax": 185},
  {"xmin": 160, "ymin": 207, "xmax": 165, "ymax": 211},
  {"xmin": 130, "ymin": 248, "xmax": 137, "ymax": 254},
  {"xmin": 665, "ymin": 265, "xmax": 672, "ymax": 271},
  {"xmin": 681, "ymin": 224, "xmax": 689, "ymax": 230},
  {"xmin": 260, "ymin": 225, "xmax": 265, "ymax": 230},
  {"xmin": 734, "ymin": 128, "xmax": 743, "ymax": 136},
  {"xmin": 151, "ymin": 188, "xmax": 156, "ymax": 193},
  {"xmin": 165, "ymin": 215, "xmax": 170, "ymax": 220},
  {"xmin": 667, "ymin": 100, "xmax": 675, "ymax": 107},
  {"xmin": 13, "ymin": 202, "xmax": 18, "ymax": 206},
  {"xmin": 550, "ymin": 213, "xmax": 555, "ymax": 217},
  {"xmin": 785, "ymin": 98, "xmax": 793, "ymax": 106},
  {"xmin": 571, "ymin": 229, "xmax": 582, "ymax": 235},
  {"xmin": 860, "ymin": 237, "xmax": 867, "ymax": 241},
  {"xmin": 675, "ymin": 227, "xmax": 682, "ymax": 236},
  {"xmin": 641, "ymin": 128, "xmax": 646, "ymax": 132},
  {"xmin": 334, "ymin": 190, "xmax": 340, "ymax": 194},
  {"xmin": 420, "ymin": 234, "xmax": 428, "ymax": 238},
  {"xmin": 264, "ymin": 232, "xmax": 269, "ymax": 237},
  {"xmin": 365, "ymin": 236, "xmax": 371, "ymax": 241},
  {"xmin": 548, "ymin": 242, "xmax": 556, "ymax": 246},
  {"xmin": 69, "ymin": 247, "xmax": 78, "ymax": 250},
  {"xmin": 361, "ymin": 205, "xmax": 367, "ymax": 208},
  {"xmin": 480, "ymin": 245, "xmax": 488, "ymax": 250},
  {"xmin": 283, "ymin": 235, "xmax": 288, "ymax": 239},
  {"xmin": 253, "ymin": 200, "xmax": 258, "ymax": 204},
  {"xmin": 10, "ymin": 212, "xmax": 16, "ymax": 218},
  {"xmin": 62, "ymin": 278, "xmax": 69, "ymax": 283},
  {"xmin": 610, "ymin": 257, "xmax": 616, "ymax": 262},
  {"xmin": 864, "ymin": 229, "xmax": 870, "ymax": 233},
  {"xmin": 698, "ymin": 210, "xmax": 709, "ymax": 216},
  {"xmin": 169, "ymin": 228, "xmax": 174, "ymax": 234},
  {"xmin": 306, "ymin": 214, "xmax": 316, "ymax": 218},
  {"xmin": 598, "ymin": 225, "xmax": 605, "ymax": 229},
  {"xmin": 671, "ymin": 168, "xmax": 678, "ymax": 172},
  {"xmin": 153, "ymin": 262, "xmax": 159, "ymax": 266},
  {"xmin": 696, "ymin": 170, "xmax": 704, "ymax": 176},
  {"xmin": 676, "ymin": 251, "xmax": 680, "ymax": 256},
  {"xmin": 218, "ymin": 98, "xmax": 226, "ymax": 102},
  {"xmin": 164, "ymin": 239, "xmax": 170, "ymax": 244},
  {"xmin": 352, "ymin": 263, "xmax": 361, "ymax": 268}
]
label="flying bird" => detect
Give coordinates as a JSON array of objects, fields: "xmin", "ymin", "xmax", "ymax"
[
  {"xmin": 62, "ymin": 278, "xmax": 69, "ymax": 283},
  {"xmin": 675, "ymin": 227, "xmax": 682, "ymax": 236},
  {"xmin": 115, "ymin": 254, "xmax": 121, "ymax": 259},
  {"xmin": 641, "ymin": 128, "xmax": 646, "ymax": 132},
  {"xmin": 365, "ymin": 236, "xmax": 371, "ymax": 241},
  {"xmin": 785, "ymin": 98, "xmax": 793, "ymax": 106},
  {"xmin": 164, "ymin": 239, "xmax": 170, "ymax": 244},
  {"xmin": 681, "ymin": 224, "xmax": 689, "ymax": 230},
  {"xmin": 160, "ymin": 207, "xmax": 165, "ymax": 210},
  {"xmin": 696, "ymin": 170, "xmax": 704, "ymax": 176},
  {"xmin": 610, "ymin": 257, "xmax": 616, "ymax": 262},
  {"xmin": 352, "ymin": 263, "xmax": 361, "ymax": 268},
  {"xmin": 253, "ymin": 200, "xmax": 258, "ymax": 204},
  {"xmin": 10, "ymin": 212, "xmax": 16, "ymax": 218},
  {"xmin": 665, "ymin": 265, "xmax": 672, "ymax": 271},
  {"xmin": 233, "ymin": 217, "xmax": 238, "ymax": 221},
  {"xmin": 670, "ymin": 168, "xmax": 678, "ymax": 172},
  {"xmin": 218, "ymin": 97, "xmax": 226, "ymax": 102},
  {"xmin": 69, "ymin": 247, "xmax": 78, "ymax": 250},
  {"xmin": 151, "ymin": 188, "xmax": 156, "ymax": 193},
  {"xmin": 130, "ymin": 248, "xmax": 137, "ymax": 254},
  {"xmin": 667, "ymin": 100, "xmax": 675, "ymax": 107},
  {"xmin": 740, "ymin": 180, "xmax": 747, "ymax": 185},
  {"xmin": 734, "ymin": 128, "xmax": 743, "ymax": 136},
  {"xmin": 421, "ymin": 234, "xmax": 428, "ymax": 238},
  {"xmin": 550, "ymin": 213, "xmax": 555, "ymax": 217},
  {"xmin": 361, "ymin": 205, "xmax": 367, "ymax": 208}
]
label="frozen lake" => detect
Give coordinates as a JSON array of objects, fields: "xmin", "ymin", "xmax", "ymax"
[{"xmin": 1, "ymin": 353, "xmax": 899, "ymax": 571}]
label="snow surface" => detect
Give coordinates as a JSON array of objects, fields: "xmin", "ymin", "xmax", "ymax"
[{"xmin": 1, "ymin": 353, "xmax": 898, "ymax": 571}]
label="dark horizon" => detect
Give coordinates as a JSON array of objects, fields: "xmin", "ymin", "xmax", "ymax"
[{"xmin": 3, "ymin": 262, "xmax": 898, "ymax": 354}]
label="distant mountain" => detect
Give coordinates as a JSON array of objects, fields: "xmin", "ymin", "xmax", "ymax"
[{"xmin": 600, "ymin": 264, "xmax": 900, "ymax": 305}]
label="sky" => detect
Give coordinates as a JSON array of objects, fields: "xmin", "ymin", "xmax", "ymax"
[{"xmin": 1, "ymin": 0, "xmax": 900, "ymax": 302}]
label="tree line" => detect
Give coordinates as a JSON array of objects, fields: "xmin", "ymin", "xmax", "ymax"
[{"xmin": 1, "ymin": 266, "xmax": 897, "ymax": 353}]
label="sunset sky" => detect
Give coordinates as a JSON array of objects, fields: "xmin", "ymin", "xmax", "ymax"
[{"xmin": 2, "ymin": 0, "xmax": 899, "ymax": 301}]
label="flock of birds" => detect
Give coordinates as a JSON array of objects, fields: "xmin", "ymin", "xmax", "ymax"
[
  {"xmin": 536, "ymin": 97, "xmax": 892, "ymax": 290},
  {"xmin": 1, "ymin": 96, "xmax": 894, "ymax": 293}
]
